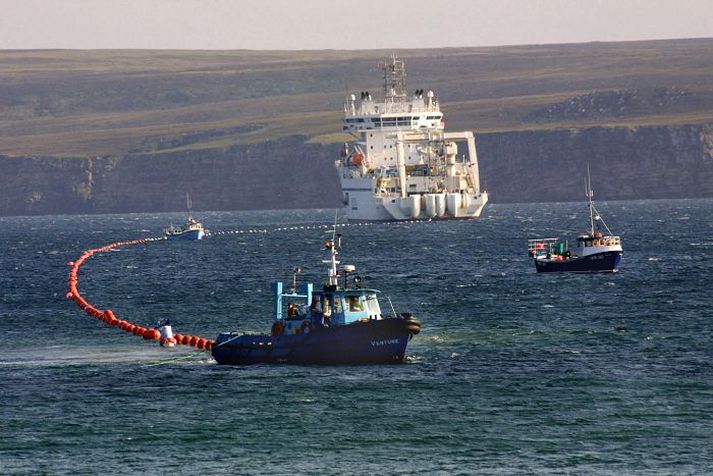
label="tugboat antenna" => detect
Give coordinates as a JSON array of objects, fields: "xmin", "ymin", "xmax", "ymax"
[{"xmin": 323, "ymin": 211, "xmax": 341, "ymax": 288}]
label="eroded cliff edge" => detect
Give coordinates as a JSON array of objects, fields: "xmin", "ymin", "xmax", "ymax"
[{"xmin": 2, "ymin": 124, "xmax": 712, "ymax": 216}]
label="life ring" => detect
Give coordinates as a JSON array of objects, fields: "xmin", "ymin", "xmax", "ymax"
[
  {"xmin": 271, "ymin": 321, "xmax": 284, "ymax": 336},
  {"xmin": 299, "ymin": 320, "xmax": 314, "ymax": 334}
]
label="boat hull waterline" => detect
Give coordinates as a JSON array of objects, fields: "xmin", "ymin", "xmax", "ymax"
[
  {"xmin": 212, "ymin": 317, "xmax": 419, "ymax": 365},
  {"xmin": 535, "ymin": 250, "xmax": 622, "ymax": 273},
  {"xmin": 166, "ymin": 229, "xmax": 205, "ymax": 241}
]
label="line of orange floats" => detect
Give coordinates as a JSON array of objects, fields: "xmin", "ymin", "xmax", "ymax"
[{"xmin": 66, "ymin": 237, "xmax": 214, "ymax": 351}]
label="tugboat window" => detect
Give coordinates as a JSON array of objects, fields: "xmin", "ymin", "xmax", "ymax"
[{"xmin": 347, "ymin": 296, "xmax": 363, "ymax": 312}]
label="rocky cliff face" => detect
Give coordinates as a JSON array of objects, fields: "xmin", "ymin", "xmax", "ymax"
[
  {"xmin": 1, "ymin": 125, "xmax": 712, "ymax": 216},
  {"xmin": 478, "ymin": 124, "xmax": 713, "ymax": 203}
]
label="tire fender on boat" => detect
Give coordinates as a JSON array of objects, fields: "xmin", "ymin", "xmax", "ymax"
[
  {"xmin": 271, "ymin": 320, "xmax": 285, "ymax": 336},
  {"xmin": 299, "ymin": 320, "xmax": 314, "ymax": 334}
]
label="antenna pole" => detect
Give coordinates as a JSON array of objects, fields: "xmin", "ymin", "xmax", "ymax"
[{"xmin": 586, "ymin": 165, "xmax": 595, "ymax": 235}]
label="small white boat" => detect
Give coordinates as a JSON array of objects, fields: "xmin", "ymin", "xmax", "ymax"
[{"xmin": 165, "ymin": 193, "xmax": 205, "ymax": 241}]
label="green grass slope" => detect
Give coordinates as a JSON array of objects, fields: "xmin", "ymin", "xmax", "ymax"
[{"xmin": 1, "ymin": 38, "xmax": 712, "ymax": 158}]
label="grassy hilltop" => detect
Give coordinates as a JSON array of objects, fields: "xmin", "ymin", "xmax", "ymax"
[{"xmin": 2, "ymin": 38, "xmax": 713, "ymax": 158}]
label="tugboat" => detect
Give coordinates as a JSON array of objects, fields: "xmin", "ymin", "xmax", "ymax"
[
  {"xmin": 165, "ymin": 193, "xmax": 205, "ymax": 241},
  {"xmin": 527, "ymin": 170, "xmax": 623, "ymax": 273},
  {"xmin": 212, "ymin": 233, "xmax": 421, "ymax": 365}
]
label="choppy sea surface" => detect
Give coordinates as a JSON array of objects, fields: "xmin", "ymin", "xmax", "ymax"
[{"xmin": 1, "ymin": 199, "xmax": 712, "ymax": 474}]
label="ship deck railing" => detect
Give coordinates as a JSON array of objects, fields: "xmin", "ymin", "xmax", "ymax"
[{"xmin": 527, "ymin": 237, "xmax": 561, "ymax": 253}]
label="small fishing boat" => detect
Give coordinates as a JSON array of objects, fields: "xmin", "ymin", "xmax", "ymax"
[
  {"xmin": 165, "ymin": 193, "xmax": 205, "ymax": 241},
  {"xmin": 212, "ymin": 232, "xmax": 421, "ymax": 365},
  {"xmin": 528, "ymin": 170, "xmax": 623, "ymax": 273}
]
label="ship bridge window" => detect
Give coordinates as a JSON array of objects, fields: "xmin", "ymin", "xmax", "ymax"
[
  {"xmin": 346, "ymin": 296, "xmax": 363, "ymax": 312},
  {"xmin": 364, "ymin": 294, "xmax": 381, "ymax": 316},
  {"xmin": 426, "ymin": 115, "xmax": 441, "ymax": 120}
]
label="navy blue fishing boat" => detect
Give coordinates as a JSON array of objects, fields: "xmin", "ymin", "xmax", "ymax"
[
  {"xmin": 527, "ymin": 169, "xmax": 623, "ymax": 273},
  {"xmin": 212, "ymin": 233, "xmax": 421, "ymax": 365}
]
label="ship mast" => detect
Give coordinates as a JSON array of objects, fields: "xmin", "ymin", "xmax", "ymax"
[
  {"xmin": 586, "ymin": 166, "xmax": 595, "ymax": 236},
  {"xmin": 186, "ymin": 192, "xmax": 193, "ymax": 221},
  {"xmin": 380, "ymin": 55, "xmax": 407, "ymax": 112}
]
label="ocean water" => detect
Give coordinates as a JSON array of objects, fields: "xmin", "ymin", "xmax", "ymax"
[{"xmin": 1, "ymin": 199, "xmax": 712, "ymax": 474}]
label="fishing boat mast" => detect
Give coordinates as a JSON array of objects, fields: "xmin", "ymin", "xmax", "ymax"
[
  {"xmin": 186, "ymin": 192, "xmax": 194, "ymax": 221},
  {"xmin": 586, "ymin": 166, "xmax": 595, "ymax": 236}
]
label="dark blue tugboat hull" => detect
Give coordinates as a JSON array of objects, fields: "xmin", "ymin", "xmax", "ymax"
[
  {"xmin": 535, "ymin": 251, "xmax": 622, "ymax": 273},
  {"xmin": 212, "ymin": 318, "xmax": 416, "ymax": 365}
]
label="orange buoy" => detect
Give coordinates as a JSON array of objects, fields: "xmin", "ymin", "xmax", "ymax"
[
  {"xmin": 181, "ymin": 335, "xmax": 192, "ymax": 345},
  {"xmin": 205, "ymin": 340, "xmax": 213, "ymax": 351},
  {"xmin": 196, "ymin": 338, "xmax": 206, "ymax": 350},
  {"xmin": 189, "ymin": 336, "xmax": 199, "ymax": 347},
  {"xmin": 174, "ymin": 333, "xmax": 184, "ymax": 344}
]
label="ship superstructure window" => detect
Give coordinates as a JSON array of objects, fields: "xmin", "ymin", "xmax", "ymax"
[
  {"xmin": 346, "ymin": 295, "xmax": 363, "ymax": 312},
  {"xmin": 364, "ymin": 294, "xmax": 381, "ymax": 317}
]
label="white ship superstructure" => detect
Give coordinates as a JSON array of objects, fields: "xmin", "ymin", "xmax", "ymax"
[{"xmin": 336, "ymin": 56, "xmax": 488, "ymax": 221}]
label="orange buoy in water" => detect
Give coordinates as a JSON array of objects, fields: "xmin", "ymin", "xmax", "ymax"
[
  {"xmin": 181, "ymin": 335, "xmax": 192, "ymax": 345},
  {"xmin": 189, "ymin": 336, "xmax": 199, "ymax": 347},
  {"xmin": 173, "ymin": 333, "xmax": 184, "ymax": 344},
  {"xmin": 196, "ymin": 338, "xmax": 206, "ymax": 350}
]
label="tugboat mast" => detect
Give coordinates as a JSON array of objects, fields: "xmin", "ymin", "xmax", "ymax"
[{"xmin": 322, "ymin": 233, "xmax": 341, "ymax": 288}]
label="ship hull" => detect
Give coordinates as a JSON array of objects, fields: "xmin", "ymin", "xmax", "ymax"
[
  {"xmin": 534, "ymin": 251, "xmax": 622, "ymax": 273},
  {"xmin": 212, "ymin": 317, "xmax": 418, "ymax": 365},
  {"xmin": 166, "ymin": 229, "xmax": 204, "ymax": 241},
  {"xmin": 341, "ymin": 181, "xmax": 488, "ymax": 221}
]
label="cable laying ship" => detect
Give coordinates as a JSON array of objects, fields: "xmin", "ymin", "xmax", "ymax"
[{"xmin": 336, "ymin": 56, "xmax": 488, "ymax": 221}]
